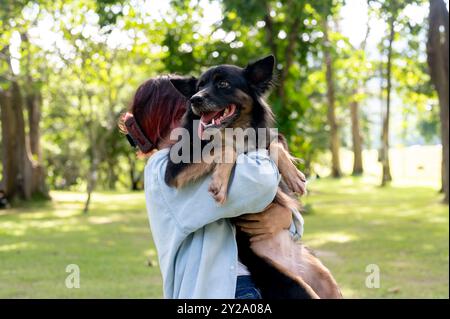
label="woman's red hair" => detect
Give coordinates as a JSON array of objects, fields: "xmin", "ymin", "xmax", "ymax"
[{"xmin": 120, "ymin": 75, "xmax": 188, "ymax": 155}]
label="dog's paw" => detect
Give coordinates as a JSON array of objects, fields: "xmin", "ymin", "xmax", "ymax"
[
  {"xmin": 284, "ymin": 168, "xmax": 307, "ymax": 195},
  {"xmin": 208, "ymin": 177, "xmax": 228, "ymax": 205}
]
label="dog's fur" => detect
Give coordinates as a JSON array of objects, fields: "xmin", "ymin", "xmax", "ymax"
[{"xmin": 165, "ymin": 55, "xmax": 342, "ymax": 299}]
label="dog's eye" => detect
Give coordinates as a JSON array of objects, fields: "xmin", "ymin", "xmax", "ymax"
[{"xmin": 217, "ymin": 80, "xmax": 230, "ymax": 89}]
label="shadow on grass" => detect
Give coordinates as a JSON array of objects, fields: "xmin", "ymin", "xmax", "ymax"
[
  {"xmin": 302, "ymin": 177, "xmax": 449, "ymax": 298},
  {"xmin": 0, "ymin": 191, "xmax": 162, "ymax": 298},
  {"xmin": 0, "ymin": 180, "xmax": 448, "ymax": 298}
]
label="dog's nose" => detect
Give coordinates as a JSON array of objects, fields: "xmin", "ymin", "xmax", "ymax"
[{"xmin": 190, "ymin": 95, "xmax": 204, "ymax": 105}]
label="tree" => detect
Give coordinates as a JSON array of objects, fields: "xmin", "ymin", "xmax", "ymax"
[
  {"xmin": 370, "ymin": 0, "xmax": 413, "ymax": 186},
  {"xmin": 0, "ymin": 81, "xmax": 48, "ymax": 200},
  {"xmin": 0, "ymin": 1, "xmax": 49, "ymax": 201},
  {"xmin": 427, "ymin": 0, "xmax": 449, "ymax": 203},
  {"xmin": 323, "ymin": 16, "xmax": 342, "ymax": 178},
  {"xmin": 380, "ymin": 11, "xmax": 395, "ymax": 186},
  {"xmin": 349, "ymin": 25, "xmax": 371, "ymax": 176},
  {"xmin": 217, "ymin": 0, "xmax": 333, "ymax": 175},
  {"xmin": 350, "ymin": 94, "xmax": 364, "ymax": 175}
]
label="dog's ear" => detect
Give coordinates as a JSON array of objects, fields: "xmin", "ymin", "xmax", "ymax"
[
  {"xmin": 244, "ymin": 55, "xmax": 275, "ymax": 94},
  {"xmin": 170, "ymin": 76, "xmax": 198, "ymax": 98}
]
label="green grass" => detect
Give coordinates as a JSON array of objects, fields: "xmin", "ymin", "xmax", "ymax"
[
  {"xmin": 0, "ymin": 178, "xmax": 448, "ymax": 298},
  {"xmin": 0, "ymin": 192, "xmax": 161, "ymax": 298},
  {"xmin": 303, "ymin": 177, "xmax": 449, "ymax": 298}
]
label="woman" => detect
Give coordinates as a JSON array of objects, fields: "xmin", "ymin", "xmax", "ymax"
[{"xmin": 121, "ymin": 75, "xmax": 305, "ymax": 299}]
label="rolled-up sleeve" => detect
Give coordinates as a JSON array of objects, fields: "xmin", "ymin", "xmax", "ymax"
[{"xmin": 288, "ymin": 208, "xmax": 304, "ymax": 241}]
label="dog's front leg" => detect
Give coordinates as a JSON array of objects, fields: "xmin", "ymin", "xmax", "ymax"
[
  {"xmin": 208, "ymin": 145, "xmax": 237, "ymax": 204},
  {"xmin": 269, "ymin": 140, "xmax": 306, "ymax": 195}
]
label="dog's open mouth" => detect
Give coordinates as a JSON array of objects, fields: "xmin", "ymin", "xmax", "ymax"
[{"xmin": 197, "ymin": 104, "xmax": 236, "ymax": 139}]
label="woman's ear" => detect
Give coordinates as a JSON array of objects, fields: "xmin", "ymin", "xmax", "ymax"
[
  {"xmin": 244, "ymin": 55, "xmax": 275, "ymax": 94},
  {"xmin": 170, "ymin": 76, "xmax": 198, "ymax": 98}
]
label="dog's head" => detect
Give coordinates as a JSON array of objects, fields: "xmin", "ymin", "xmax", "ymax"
[{"xmin": 170, "ymin": 55, "xmax": 275, "ymax": 139}]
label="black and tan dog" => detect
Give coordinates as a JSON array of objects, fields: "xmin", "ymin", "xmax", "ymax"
[{"xmin": 165, "ymin": 55, "xmax": 342, "ymax": 299}]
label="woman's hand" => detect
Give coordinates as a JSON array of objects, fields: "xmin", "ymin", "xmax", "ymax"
[{"xmin": 235, "ymin": 203, "xmax": 292, "ymax": 242}]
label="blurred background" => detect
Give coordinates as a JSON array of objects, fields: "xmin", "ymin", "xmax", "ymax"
[{"xmin": 0, "ymin": 0, "xmax": 448, "ymax": 298}]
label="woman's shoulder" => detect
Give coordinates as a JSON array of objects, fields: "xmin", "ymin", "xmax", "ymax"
[
  {"xmin": 145, "ymin": 149, "xmax": 170, "ymax": 180},
  {"xmin": 146, "ymin": 148, "xmax": 170, "ymax": 166}
]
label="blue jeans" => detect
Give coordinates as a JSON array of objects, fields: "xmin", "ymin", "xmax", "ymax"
[{"xmin": 235, "ymin": 275, "xmax": 262, "ymax": 299}]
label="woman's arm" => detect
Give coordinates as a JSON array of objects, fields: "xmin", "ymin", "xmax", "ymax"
[
  {"xmin": 160, "ymin": 149, "xmax": 280, "ymax": 234},
  {"xmin": 235, "ymin": 205, "xmax": 304, "ymax": 242}
]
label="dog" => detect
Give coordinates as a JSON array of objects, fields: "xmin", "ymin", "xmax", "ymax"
[{"xmin": 165, "ymin": 55, "xmax": 342, "ymax": 299}]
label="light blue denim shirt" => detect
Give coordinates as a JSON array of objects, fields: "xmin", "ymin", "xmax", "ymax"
[{"xmin": 144, "ymin": 148, "xmax": 304, "ymax": 299}]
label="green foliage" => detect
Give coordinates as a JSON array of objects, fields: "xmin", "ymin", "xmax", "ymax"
[
  {"xmin": 1, "ymin": 0, "xmax": 167, "ymax": 191},
  {"xmin": 95, "ymin": 0, "xmax": 125, "ymax": 27},
  {"xmin": 0, "ymin": 0, "xmax": 442, "ymax": 190},
  {"xmin": 213, "ymin": 0, "xmax": 337, "ymax": 171},
  {"xmin": 417, "ymin": 103, "xmax": 440, "ymax": 143}
]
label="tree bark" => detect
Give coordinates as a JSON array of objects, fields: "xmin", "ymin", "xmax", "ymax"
[
  {"xmin": 350, "ymin": 95, "xmax": 364, "ymax": 175},
  {"xmin": 107, "ymin": 160, "xmax": 118, "ymax": 190},
  {"xmin": 427, "ymin": 0, "xmax": 449, "ymax": 203},
  {"xmin": 83, "ymin": 94, "xmax": 98, "ymax": 214},
  {"xmin": 350, "ymin": 24, "xmax": 370, "ymax": 176},
  {"xmin": 278, "ymin": 14, "xmax": 301, "ymax": 106},
  {"xmin": 83, "ymin": 160, "xmax": 98, "ymax": 214},
  {"xmin": 0, "ymin": 87, "xmax": 19, "ymax": 198},
  {"xmin": 0, "ymin": 82, "xmax": 35, "ymax": 200},
  {"xmin": 323, "ymin": 18, "xmax": 342, "ymax": 178},
  {"xmin": 127, "ymin": 154, "xmax": 143, "ymax": 191},
  {"xmin": 25, "ymin": 91, "xmax": 49, "ymax": 198},
  {"xmin": 381, "ymin": 17, "xmax": 395, "ymax": 186},
  {"xmin": 26, "ymin": 91, "xmax": 42, "ymax": 160},
  {"xmin": 21, "ymin": 32, "xmax": 49, "ymax": 199}
]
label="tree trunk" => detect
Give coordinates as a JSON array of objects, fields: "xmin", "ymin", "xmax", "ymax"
[
  {"xmin": 323, "ymin": 18, "xmax": 342, "ymax": 178},
  {"xmin": 427, "ymin": 0, "xmax": 449, "ymax": 203},
  {"xmin": 0, "ymin": 87, "xmax": 19, "ymax": 198},
  {"xmin": 277, "ymin": 14, "xmax": 301, "ymax": 106},
  {"xmin": 127, "ymin": 154, "xmax": 141, "ymax": 191},
  {"xmin": 0, "ymin": 82, "xmax": 35, "ymax": 200},
  {"xmin": 26, "ymin": 92, "xmax": 42, "ymax": 159},
  {"xmin": 350, "ymin": 96, "xmax": 364, "ymax": 175},
  {"xmin": 350, "ymin": 24, "xmax": 370, "ymax": 177},
  {"xmin": 83, "ymin": 93, "xmax": 98, "ymax": 213},
  {"xmin": 107, "ymin": 160, "xmax": 118, "ymax": 190},
  {"xmin": 83, "ymin": 159, "xmax": 98, "ymax": 214},
  {"xmin": 381, "ymin": 17, "xmax": 395, "ymax": 186},
  {"xmin": 25, "ymin": 91, "xmax": 49, "ymax": 198}
]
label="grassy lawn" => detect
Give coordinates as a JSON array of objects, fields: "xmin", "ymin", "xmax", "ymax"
[
  {"xmin": 0, "ymin": 178, "xmax": 448, "ymax": 298},
  {"xmin": 303, "ymin": 177, "xmax": 449, "ymax": 298},
  {"xmin": 0, "ymin": 192, "xmax": 161, "ymax": 298}
]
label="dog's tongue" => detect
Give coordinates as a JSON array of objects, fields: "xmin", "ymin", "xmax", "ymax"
[
  {"xmin": 197, "ymin": 121, "xmax": 205, "ymax": 140},
  {"xmin": 200, "ymin": 111, "xmax": 221, "ymax": 124},
  {"xmin": 198, "ymin": 111, "xmax": 221, "ymax": 140}
]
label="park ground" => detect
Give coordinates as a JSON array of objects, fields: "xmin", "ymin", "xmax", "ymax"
[
  {"xmin": 0, "ymin": 146, "xmax": 449, "ymax": 298},
  {"xmin": 0, "ymin": 174, "xmax": 448, "ymax": 298}
]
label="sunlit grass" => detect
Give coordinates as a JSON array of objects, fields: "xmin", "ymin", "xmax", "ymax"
[
  {"xmin": 302, "ymin": 177, "xmax": 449, "ymax": 299},
  {"xmin": 0, "ymin": 191, "xmax": 161, "ymax": 298},
  {"xmin": 0, "ymin": 178, "xmax": 448, "ymax": 298}
]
